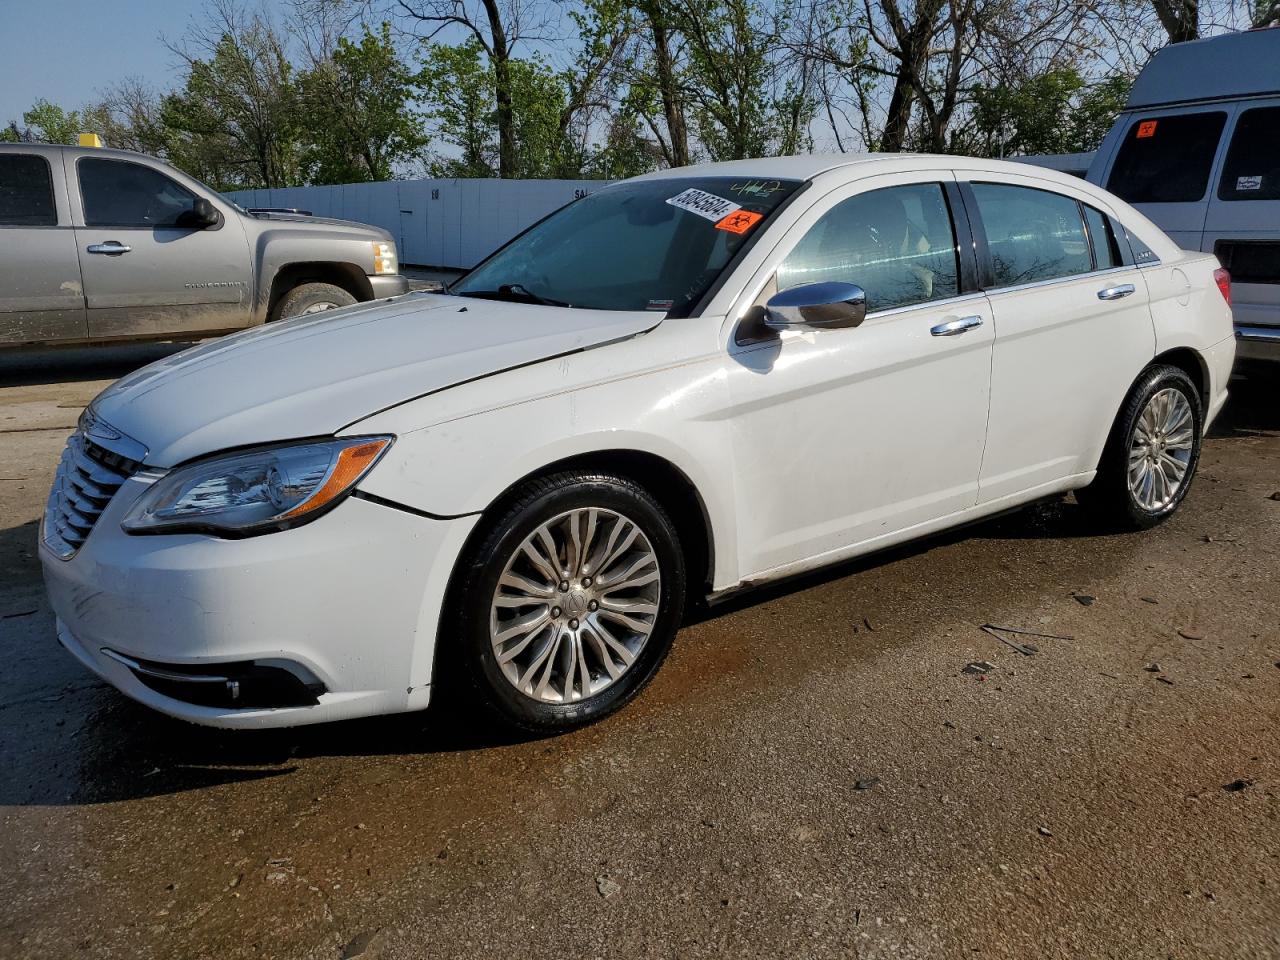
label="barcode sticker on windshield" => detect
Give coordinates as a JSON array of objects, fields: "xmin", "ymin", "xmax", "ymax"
[
  {"xmin": 1237, "ymin": 175, "xmax": 1262, "ymax": 191},
  {"xmin": 666, "ymin": 188, "xmax": 741, "ymax": 222}
]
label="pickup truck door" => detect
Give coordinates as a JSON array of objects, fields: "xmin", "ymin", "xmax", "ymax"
[
  {"xmin": 69, "ymin": 154, "xmax": 253, "ymax": 340},
  {"xmin": 0, "ymin": 149, "xmax": 87, "ymax": 344}
]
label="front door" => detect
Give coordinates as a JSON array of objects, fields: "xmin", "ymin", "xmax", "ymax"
[
  {"xmin": 726, "ymin": 177, "xmax": 994, "ymax": 577},
  {"xmin": 70, "ymin": 155, "xmax": 253, "ymax": 340}
]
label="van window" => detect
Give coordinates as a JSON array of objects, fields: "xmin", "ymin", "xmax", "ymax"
[
  {"xmin": 1107, "ymin": 112, "xmax": 1226, "ymax": 204},
  {"xmin": 0, "ymin": 154, "xmax": 57, "ymax": 226},
  {"xmin": 776, "ymin": 183, "xmax": 960, "ymax": 312},
  {"xmin": 971, "ymin": 183, "xmax": 1091, "ymax": 287},
  {"xmin": 1218, "ymin": 106, "xmax": 1280, "ymax": 201}
]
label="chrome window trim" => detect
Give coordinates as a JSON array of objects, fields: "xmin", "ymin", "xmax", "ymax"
[{"xmin": 981, "ymin": 264, "xmax": 1151, "ymax": 298}]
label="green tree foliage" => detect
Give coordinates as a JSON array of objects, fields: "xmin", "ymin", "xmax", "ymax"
[
  {"xmin": 0, "ymin": 99, "xmax": 112, "ymax": 144},
  {"xmin": 970, "ymin": 68, "xmax": 1131, "ymax": 157},
  {"xmin": 298, "ymin": 23, "xmax": 430, "ymax": 182},
  {"xmin": 161, "ymin": 9, "xmax": 302, "ymax": 190}
]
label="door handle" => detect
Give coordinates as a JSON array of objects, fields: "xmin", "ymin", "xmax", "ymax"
[
  {"xmin": 930, "ymin": 315, "xmax": 984, "ymax": 337},
  {"xmin": 86, "ymin": 242, "xmax": 132, "ymax": 255},
  {"xmin": 1097, "ymin": 283, "xmax": 1135, "ymax": 301}
]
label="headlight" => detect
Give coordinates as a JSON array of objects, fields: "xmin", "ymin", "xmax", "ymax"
[
  {"xmin": 121, "ymin": 436, "xmax": 393, "ymax": 536},
  {"xmin": 372, "ymin": 241, "xmax": 397, "ymax": 275}
]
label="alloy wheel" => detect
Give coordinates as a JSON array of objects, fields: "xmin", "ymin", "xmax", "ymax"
[
  {"xmin": 489, "ymin": 508, "xmax": 661, "ymax": 704},
  {"xmin": 1128, "ymin": 387, "xmax": 1195, "ymax": 511}
]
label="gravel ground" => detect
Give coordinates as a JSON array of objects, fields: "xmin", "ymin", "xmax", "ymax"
[{"xmin": 0, "ymin": 345, "xmax": 1277, "ymax": 960}]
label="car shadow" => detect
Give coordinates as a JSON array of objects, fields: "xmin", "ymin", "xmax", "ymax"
[{"xmin": 1210, "ymin": 361, "xmax": 1280, "ymax": 439}]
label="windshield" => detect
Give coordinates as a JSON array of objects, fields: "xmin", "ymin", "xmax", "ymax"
[{"xmin": 452, "ymin": 176, "xmax": 803, "ymax": 314}]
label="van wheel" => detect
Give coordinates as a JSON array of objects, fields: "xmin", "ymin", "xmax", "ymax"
[
  {"xmin": 275, "ymin": 282, "xmax": 356, "ymax": 320},
  {"xmin": 1076, "ymin": 364, "xmax": 1202, "ymax": 529},
  {"xmin": 447, "ymin": 471, "xmax": 686, "ymax": 733}
]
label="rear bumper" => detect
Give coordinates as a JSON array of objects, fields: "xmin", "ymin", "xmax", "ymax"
[
  {"xmin": 369, "ymin": 275, "xmax": 409, "ymax": 299},
  {"xmin": 1235, "ymin": 324, "xmax": 1280, "ymax": 362}
]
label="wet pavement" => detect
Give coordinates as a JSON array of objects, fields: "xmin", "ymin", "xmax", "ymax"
[{"xmin": 1, "ymin": 346, "xmax": 1278, "ymax": 959}]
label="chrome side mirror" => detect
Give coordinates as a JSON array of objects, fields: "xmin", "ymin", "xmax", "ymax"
[{"xmin": 764, "ymin": 282, "xmax": 867, "ymax": 330}]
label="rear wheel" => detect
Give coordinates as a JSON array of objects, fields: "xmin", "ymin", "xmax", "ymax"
[
  {"xmin": 448, "ymin": 471, "xmax": 686, "ymax": 732},
  {"xmin": 1076, "ymin": 364, "xmax": 1202, "ymax": 529},
  {"xmin": 274, "ymin": 282, "xmax": 356, "ymax": 320}
]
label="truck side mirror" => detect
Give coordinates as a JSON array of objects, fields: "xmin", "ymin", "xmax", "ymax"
[{"xmin": 183, "ymin": 197, "xmax": 221, "ymax": 229}]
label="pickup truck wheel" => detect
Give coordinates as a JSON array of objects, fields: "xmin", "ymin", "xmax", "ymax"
[
  {"xmin": 447, "ymin": 471, "xmax": 686, "ymax": 733},
  {"xmin": 1076, "ymin": 364, "xmax": 1203, "ymax": 530},
  {"xmin": 275, "ymin": 282, "xmax": 357, "ymax": 320}
]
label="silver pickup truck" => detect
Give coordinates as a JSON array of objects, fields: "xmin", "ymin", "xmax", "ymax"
[{"xmin": 0, "ymin": 143, "xmax": 408, "ymax": 348}]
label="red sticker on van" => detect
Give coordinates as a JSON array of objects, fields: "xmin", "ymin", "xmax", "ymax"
[{"xmin": 1136, "ymin": 120, "xmax": 1158, "ymax": 139}]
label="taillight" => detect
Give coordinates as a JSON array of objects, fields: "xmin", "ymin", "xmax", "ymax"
[{"xmin": 1214, "ymin": 267, "xmax": 1232, "ymax": 306}]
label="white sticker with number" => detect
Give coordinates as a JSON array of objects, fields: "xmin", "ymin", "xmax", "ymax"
[
  {"xmin": 1237, "ymin": 175, "xmax": 1262, "ymax": 191},
  {"xmin": 665, "ymin": 188, "xmax": 741, "ymax": 222}
]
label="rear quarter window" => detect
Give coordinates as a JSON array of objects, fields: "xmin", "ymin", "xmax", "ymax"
[
  {"xmin": 1218, "ymin": 106, "xmax": 1280, "ymax": 201},
  {"xmin": 1107, "ymin": 112, "xmax": 1226, "ymax": 204},
  {"xmin": 0, "ymin": 154, "xmax": 57, "ymax": 226}
]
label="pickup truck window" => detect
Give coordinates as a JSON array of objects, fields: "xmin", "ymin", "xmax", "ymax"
[
  {"xmin": 0, "ymin": 154, "xmax": 57, "ymax": 227},
  {"xmin": 1107, "ymin": 112, "xmax": 1226, "ymax": 204},
  {"xmin": 79, "ymin": 157, "xmax": 199, "ymax": 228},
  {"xmin": 1217, "ymin": 106, "xmax": 1280, "ymax": 202}
]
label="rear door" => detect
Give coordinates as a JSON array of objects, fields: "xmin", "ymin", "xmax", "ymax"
[
  {"xmin": 0, "ymin": 149, "xmax": 87, "ymax": 344},
  {"xmin": 957, "ymin": 173, "xmax": 1155, "ymax": 503},
  {"xmin": 70, "ymin": 154, "xmax": 253, "ymax": 340},
  {"xmin": 1203, "ymin": 101, "xmax": 1280, "ymax": 335},
  {"xmin": 1101, "ymin": 108, "xmax": 1229, "ymax": 251}
]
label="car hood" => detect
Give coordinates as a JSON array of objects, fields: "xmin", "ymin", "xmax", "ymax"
[{"xmin": 90, "ymin": 294, "xmax": 660, "ymax": 466}]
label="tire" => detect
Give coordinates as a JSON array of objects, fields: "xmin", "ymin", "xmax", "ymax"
[
  {"xmin": 1076, "ymin": 363, "xmax": 1203, "ymax": 530},
  {"xmin": 446, "ymin": 471, "xmax": 687, "ymax": 733},
  {"xmin": 274, "ymin": 282, "xmax": 357, "ymax": 320}
]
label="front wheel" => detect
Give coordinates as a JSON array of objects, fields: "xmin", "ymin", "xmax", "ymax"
[
  {"xmin": 1076, "ymin": 364, "xmax": 1203, "ymax": 529},
  {"xmin": 448, "ymin": 472, "xmax": 686, "ymax": 732},
  {"xmin": 274, "ymin": 282, "xmax": 357, "ymax": 320}
]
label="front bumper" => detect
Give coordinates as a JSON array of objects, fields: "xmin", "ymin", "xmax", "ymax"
[
  {"xmin": 40, "ymin": 478, "xmax": 477, "ymax": 729},
  {"xmin": 1235, "ymin": 324, "xmax": 1280, "ymax": 362},
  {"xmin": 369, "ymin": 274, "xmax": 410, "ymax": 299}
]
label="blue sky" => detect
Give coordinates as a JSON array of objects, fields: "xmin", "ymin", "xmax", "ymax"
[{"xmin": 0, "ymin": 0, "xmax": 285, "ymax": 125}]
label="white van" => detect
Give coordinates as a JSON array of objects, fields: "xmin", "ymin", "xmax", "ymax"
[{"xmin": 1088, "ymin": 28, "xmax": 1280, "ymax": 361}]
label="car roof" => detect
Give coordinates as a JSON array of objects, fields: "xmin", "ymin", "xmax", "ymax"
[
  {"xmin": 628, "ymin": 152, "xmax": 1094, "ymax": 191},
  {"xmin": 1126, "ymin": 28, "xmax": 1280, "ymax": 110}
]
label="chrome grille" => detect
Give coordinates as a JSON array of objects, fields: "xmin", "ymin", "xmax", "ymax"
[{"xmin": 44, "ymin": 434, "xmax": 142, "ymax": 559}]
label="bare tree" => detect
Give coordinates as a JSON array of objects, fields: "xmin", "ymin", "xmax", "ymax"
[{"xmin": 398, "ymin": 0, "xmax": 551, "ymax": 176}]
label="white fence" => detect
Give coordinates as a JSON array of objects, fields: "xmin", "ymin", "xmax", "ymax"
[{"xmin": 225, "ymin": 178, "xmax": 610, "ymax": 269}]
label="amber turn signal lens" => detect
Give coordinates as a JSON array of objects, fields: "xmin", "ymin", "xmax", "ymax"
[{"xmin": 281, "ymin": 438, "xmax": 391, "ymax": 519}]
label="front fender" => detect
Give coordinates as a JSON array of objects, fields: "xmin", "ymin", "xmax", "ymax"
[{"xmin": 348, "ymin": 323, "xmax": 742, "ymax": 588}]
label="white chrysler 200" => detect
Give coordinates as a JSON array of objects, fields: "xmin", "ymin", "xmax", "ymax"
[{"xmin": 41, "ymin": 155, "xmax": 1236, "ymax": 732}]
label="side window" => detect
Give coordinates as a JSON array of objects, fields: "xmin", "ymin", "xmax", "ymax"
[
  {"xmin": 1106, "ymin": 112, "xmax": 1226, "ymax": 204},
  {"xmin": 1218, "ymin": 106, "xmax": 1280, "ymax": 201},
  {"xmin": 1083, "ymin": 205, "xmax": 1120, "ymax": 270},
  {"xmin": 0, "ymin": 154, "xmax": 57, "ymax": 226},
  {"xmin": 776, "ymin": 183, "xmax": 960, "ymax": 313},
  {"xmin": 971, "ymin": 183, "xmax": 1091, "ymax": 287},
  {"xmin": 79, "ymin": 158, "xmax": 198, "ymax": 228}
]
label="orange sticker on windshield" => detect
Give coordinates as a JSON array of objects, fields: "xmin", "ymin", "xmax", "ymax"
[
  {"xmin": 715, "ymin": 209, "xmax": 763, "ymax": 234},
  {"xmin": 1136, "ymin": 120, "xmax": 1158, "ymax": 138}
]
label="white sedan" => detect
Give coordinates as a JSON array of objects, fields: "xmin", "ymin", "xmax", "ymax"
[{"xmin": 41, "ymin": 155, "xmax": 1236, "ymax": 732}]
